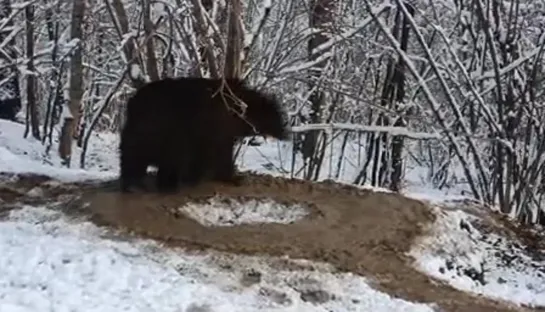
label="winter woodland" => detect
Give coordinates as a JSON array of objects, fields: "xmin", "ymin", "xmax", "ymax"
[{"xmin": 0, "ymin": 0, "xmax": 544, "ymax": 225}]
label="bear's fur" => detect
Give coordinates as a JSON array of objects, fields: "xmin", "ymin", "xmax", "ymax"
[{"xmin": 119, "ymin": 77, "xmax": 289, "ymax": 193}]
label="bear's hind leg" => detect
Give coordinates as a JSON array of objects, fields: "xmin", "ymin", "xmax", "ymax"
[{"xmin": 156, "ymin": 165, "xmax": 180, "ymax": 193}]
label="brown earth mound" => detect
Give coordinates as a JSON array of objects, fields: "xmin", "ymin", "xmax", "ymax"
[
  {"xmin": 1, "ymin": 171, "xmax": 541, "ymax": 312},
  {"xmin": 68, "ymin": 172, "xmax": 538, "ymax": 312}
]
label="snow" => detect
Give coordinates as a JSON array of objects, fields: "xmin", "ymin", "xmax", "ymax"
[
  {"xmin": 409, "ymin": 207, "xmax": 545, "ymax": 308},
  {"xmin": 278, "ymin": 3, "xmax": 391, "ymax": 75},
  {"xmin": 129, "ymin": 63, "xmax": 143, "ymax": 82},
  {"xmin": 178, "ymin": 195, "xmax": 309, "ymax": 227},
  {"xmin": 0, "ymin": 205, "xmax": 435, "ymax": 312},
  {"xmin": 0, "ymin": 120, "xmax": 115, "ymax": 182},
  {"xmin": 290, "ymin": 123, "xmax": 441, "ymax": 140},
  {"xmin": 0, "ymin": 118, "xmax": 544, "ymax": 310}
]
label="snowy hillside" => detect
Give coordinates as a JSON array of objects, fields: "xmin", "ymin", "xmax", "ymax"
[{"xmin": 0, "ymin": 119, "xmax": 544, "ymax": 312}]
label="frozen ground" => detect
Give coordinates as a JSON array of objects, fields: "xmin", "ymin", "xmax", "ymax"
[{"xmin": 1, "ymin": 119, "xmax": 544, "ymax": 310}]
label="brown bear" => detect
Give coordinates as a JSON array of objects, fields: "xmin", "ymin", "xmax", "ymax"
[{"xmin": 119, "ymin": 77, "xmax": 289, "ymax": 193}]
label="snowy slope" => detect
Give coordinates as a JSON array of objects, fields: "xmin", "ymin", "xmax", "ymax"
[
  {"xmin": 409, "ymin": 207, "xmax": 545, "ymax": 308},
  {"xmin": 1, "ymin": 119, "xmax": 544, "ymax": 310},
  {"xmin": 0, "ymin": 206, "xmax": 436, "ymax": 312},
  {"xmin": 0, "ymin": 120, "xmax": 115, "ymax": 182},
  {"xmin": 0, "ymin": 119, "xmax": 437, "ymax": 311}
]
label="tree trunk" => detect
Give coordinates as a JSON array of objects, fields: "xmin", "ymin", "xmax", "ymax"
[
  {"xmin": 42, "ymin": 0, "xmax": 64, "ymax": 152},
  {"xmin": 24, "ymin": 4, "xmax": 40, "ymax": 140},
  {"xmin": 0, "ymin": 0, "xmax": 22, "ymax": 121},
  {"xmin": 58, "ymin": 0, "xmax": 86, "ymax": 167},
  {"xmin": 142, "ymin": 0, "xmax": 160, "ymax": 81},
  {"xmin": 107, "ymin": 0, "xmax": 145, "ymax": 87},
  {"xmin": 188, "ymin": 0, "xmax": 221, "ymax": 78},
  {"xmin": 303, "ymin": 0, "xmax": 335, "ymax": 180},
  {"xmin": 224, "ymin": 0, "xmax": 243, "ymax": 79},
  {"xmin": 389, "ymin": 2, "xmax": 414, "ymax": 192}
]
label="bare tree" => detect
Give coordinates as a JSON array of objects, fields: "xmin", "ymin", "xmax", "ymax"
[
  {"xmin": 142, "ymin": 0, "xmax": 160, "ymax": 81},
  {"xmin": 0, "ymin": 0, "xmax": 21, "ymax": 121},
  {"xmin": 42, "ymin": 0, "xmax": 64, "ymax": 154},
  {"xmin": 301, "ymin": 0, "xmax": 336, "ymax": 180},
  {"xmin": 58, "ymin": 0, "xmax": 86, "ymax": 167},
  {"xmin": 23, "ymin": 3, "xmax": 39, "ymax": 140},
  {"xmin": 359, "ymin": 2, "xmax": 414, "ymax": 191},
  {"xmin": 184, "ymin": 0, "xmax": 222, "ymax": 78},
  {"xmin": 224, "ymin": 0, "xmax": 243, "ymax": 78}
]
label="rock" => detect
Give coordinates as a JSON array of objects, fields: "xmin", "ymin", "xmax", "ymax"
[
  {"xmin": 240, "ymin": 268, "xmax": 262, "ymax": 287},
  {"xmin": 300, "ymin": 289, "xmax": 332, "ymax": 304},
  {"xmin": 27, "ymin": 187, "xmax": 44, "ymax": 197}
]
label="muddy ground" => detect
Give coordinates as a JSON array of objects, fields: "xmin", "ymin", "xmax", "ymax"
[{"xmin": 1, "ymin": 172, "xmax": 543, "ymax": 312}]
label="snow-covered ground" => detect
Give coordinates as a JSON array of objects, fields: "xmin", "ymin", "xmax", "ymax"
[
  {"xmin": 1, "ymin": 119, "xmax": 544, "ymax": 310},
  {"xmin": 178, "ymin": 196, "xmax": 310, "ymax": 227},
  {"xmin": 0, "ymin": 121, "xmax": 115, "ymax": 183},
  {"xmin": 0, "ymin": 205, "xmax": 435, "ymax": 312},
  {"xmin": 0, "ymin": 120, "xmax": 438, "ymax": 311},
  {"xmin": 409, "ymin": 207, "xmax": 545, "ymax": 308}
]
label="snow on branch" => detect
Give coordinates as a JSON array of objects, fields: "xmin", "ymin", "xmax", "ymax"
[
  {"xmin": 0, "ymin": 25, "xmax": 23, "ymax": 61},
  {"xmin": 291, "ymin": 123, "xmax": 440, "ymax": 140},
  {"xmin": 474, "ymin": 46, "xmax": 543, "ymax": 81},
  {"xmin": 79, "ymin": 69, "xmax": 128, "ymax": 168},
  {"xmin": 278, "ymin": 2, "xmax": 391, "ymax": 76},
  {"xmin": 367, "ymin": 0, "xmax": 488, "ymax": 200},
  {"xmin": 290, "ymin": 123, "xmax": 516, "ymax": 148},
  {"xmin": 243, "ymin": 0, "xmax": 272, "ymax": 53}
]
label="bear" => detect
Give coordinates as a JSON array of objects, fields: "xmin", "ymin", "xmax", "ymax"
[{"xmin": 119, "ymin": 76, "xmax": 289, "ymax": 193}]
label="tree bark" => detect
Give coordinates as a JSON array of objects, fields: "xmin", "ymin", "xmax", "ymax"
[
  {"xmin": 0, "ymin": 0, "xmax": 22, "ymax": 121},
  {"xmin": 42, "ymin": 0, "xmax": 64, "ymax": 152},
  {"xmin": 224, "ymin": 0, "xmax": 243, "ymax": 79},
  {"xmin": 389, "ymin": 2, "xmax": 414, "ymax": 192},
  {"xmin": 58, "ymin": 0, "xmax": 86, "ymax": 167},
  {"xmin": 142, "ymin": 0, "xmax": 160, "ymax": 81},
  {"xmin": 106, "ymin": 0, "xmax": 145, "ymax": 87},
  {"xmin": 188, "ymin": 0, "xmax": 221, "ymax": 78},
  {"xmin": 24, "ymin": 3, "xmax": 40, "ymax": 140},
  {"xmin": 303, "ymin": 0, "xmax": 335, "ymax": 180}
]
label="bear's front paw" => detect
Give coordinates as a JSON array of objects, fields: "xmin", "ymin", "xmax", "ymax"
[
  {"xmin": 120, "ymin": 179, "xmax": 148, "ymax": 193},
  {"xmin": 214, "ymin": 173, "xmax": 244, "ymax": 186},
  {"xmin": 230, "ymin": 174, "xmax": 245, "ymax": 186}
]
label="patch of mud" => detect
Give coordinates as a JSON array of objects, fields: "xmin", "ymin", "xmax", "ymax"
[
  {"xmin": 176, "ymin": 195, "xmax": 310, "ymax": 227},
  {"xmin": 67, "ymin": 172, "xmax": 541, "ymax": 312},
  {"xmin": 0, "ymin": 172, "xmax": 92, "ymax": 207}
]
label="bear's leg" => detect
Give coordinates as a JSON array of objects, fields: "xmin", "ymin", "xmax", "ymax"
[
  {"xmin": 211, "ymin": 138, "xmax": 243, "ymax": 186},
  {"xmin": 119, "ymin": 152, "xmax": 148, "ymax": 192},
  {"xmin": 155, "ymin": 145, "xmax": 182, "ymax": 193},
  {"xmin": 179, "ymin": 146, "xmax": 206, "ymax": 186},
  {"xmin": 119, "ymin": 128, "xmax": 151, "ymax": 192},
  {"xmin": 156, "ymin": 164, "xmax": 180, "ymax": 193}
]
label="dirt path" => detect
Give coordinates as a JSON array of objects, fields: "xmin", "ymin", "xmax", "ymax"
[{"xmin": 48, "ymin": 172, "xmax": 535, "ymax": 312}]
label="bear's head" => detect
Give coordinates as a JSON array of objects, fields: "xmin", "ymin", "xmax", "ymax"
[
  {"xmin": 225, "ymin": 79, "xmax": 290, "ymax": 141},
  {"xmin": 242, "ymin": 89, "xmax": 289, "ymax": 141}
]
